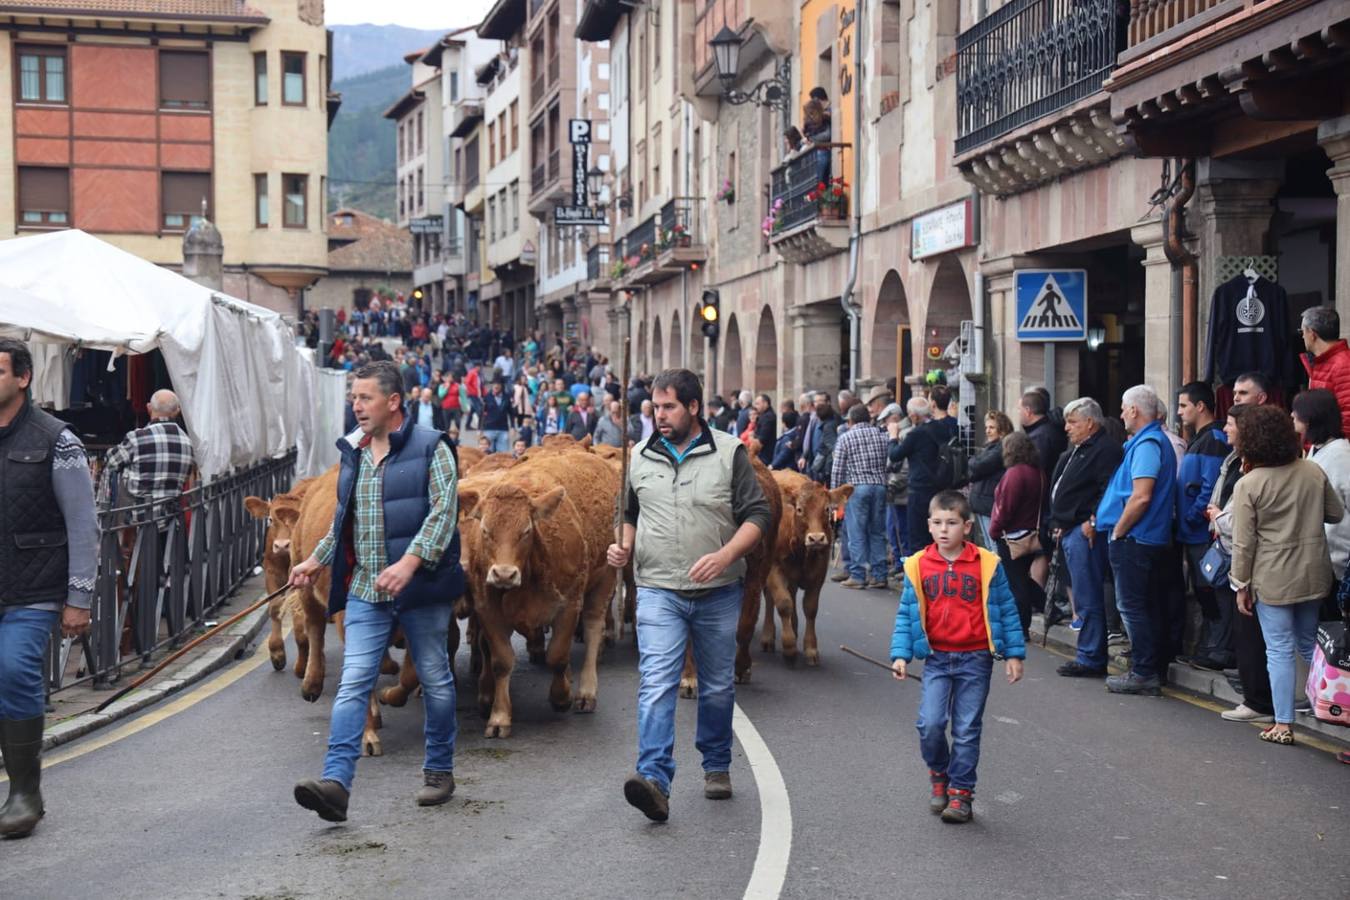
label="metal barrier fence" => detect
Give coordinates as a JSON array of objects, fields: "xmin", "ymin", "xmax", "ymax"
[{"xmin": 46, "ymin": 450, "xmax": 297, "ymax": 693}]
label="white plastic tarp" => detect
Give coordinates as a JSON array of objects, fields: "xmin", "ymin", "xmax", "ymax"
[{"xmin": 0, "ymin": 230, "xmax": 323, "ymax": 481}]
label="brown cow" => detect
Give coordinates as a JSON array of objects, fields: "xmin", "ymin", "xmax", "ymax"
[
  {"xmin": 677, "ymin": 450, "xmax": 783, "ymax": 696},
  {"xmin": 458, "ymin": 450, "xmax": 618, "ymax": 738},
  {"xmin": 762, "ymin": 471, "xmax": 853, "ymax": 666},
  {"xmin": 457, "ymin": 445, "xmax": 486, "ymax": 473},
  {"xmin": 243, "ymin": 476, "xmax": 316, "ymax": 671},
  {"xmin": 467, "ymin": 451, "xmax": 519, "ymax": 475},
  {"xmin": 274, "ymin": 465, "xmax": 340, "ymax": 701}
]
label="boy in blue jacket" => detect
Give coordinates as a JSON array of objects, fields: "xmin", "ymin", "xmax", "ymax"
[{"xmin": 890, "ymin": 491, "xmax": 1026, "ymax": 823}]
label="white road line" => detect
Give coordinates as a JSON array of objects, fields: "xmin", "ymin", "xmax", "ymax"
[{"xmin": 734, "ymin": 702, "xmax": 792, "ymax": 900}]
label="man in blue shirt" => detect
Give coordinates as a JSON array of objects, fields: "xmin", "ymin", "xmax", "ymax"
[
  {"xmin": 1091, "ymin": 384, "xmax": 1177, "ymax": 695},
  {"xmin": 1174, "ymin": 382, "xmax": 1231, "ymax": 670}
]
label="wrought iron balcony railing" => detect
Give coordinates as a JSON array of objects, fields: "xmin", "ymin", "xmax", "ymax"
[
  {"xmin": 548, "ymin": 147, "xmax": 561, "ymax": 182},
  {"xmin": 955, "ymin": 0, "xmax": 1126, "ymax": 155},
  {"xmin": 531, "ymin": 162, "xmax": 546, "ymax": 195},
  {"xmin": 547, "ymin": 54, "xmax": 560, "ymax": 86},
  {"xmin": 586, "ymin": 242, "xmax": 609, "ymax": 281},
  {"xmin": 621, "ymin": 215, "xmax": 658, "ymax": 262},
  {"xmin": 531, "ymin": 72, "xmax": 546, "ymax": 108},
  {"xmin": 658, "ymin": 196, "xmax": 703, "ymax": 248},
  {"xmin": 769, "ymin": 144, "xmax": 850, "ymax": 234}
]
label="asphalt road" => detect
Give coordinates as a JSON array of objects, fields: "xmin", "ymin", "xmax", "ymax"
[{"xmin": 0, "ymin": 579, "xmax": 1344, "ymax": 900}]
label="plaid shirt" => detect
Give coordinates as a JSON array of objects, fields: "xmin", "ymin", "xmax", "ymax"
[
  {"xmin": 831, "ymin": 422, "xmax": 890, "ymax": 488},
  {"xmin": 103, "ymin": 421, "xmax": 194, "ymax": 507},
  {"xmin": 313, "ymin": 440, "xmax": 458, "ymax": 604}
]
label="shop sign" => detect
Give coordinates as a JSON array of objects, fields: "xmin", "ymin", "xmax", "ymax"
[
  {"xmin": 409, "ymin": 216, "xmax": 443, "ymax": 235},
  {"xmin": 1015, "ymin": 269, "xmax": 1087, "ymax": 342},
  {"xmin": 910, "ymin": 199, "xmax": 973, "ymax": 260}
]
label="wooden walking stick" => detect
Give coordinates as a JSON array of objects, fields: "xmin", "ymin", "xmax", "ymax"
[
  {"xmin": 840, "ymin": 645, "xmax": 916, "ymax": 684},
  {"xmin": 616, "ymin": 335, "xmax": 633, "ymax": 549}
]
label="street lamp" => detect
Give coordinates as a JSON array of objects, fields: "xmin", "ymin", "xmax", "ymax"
[
  {"xmin": 587, "ymin": 165, "xmax": 604, "ymax": 203},
  {"xmin": 708, "ymin": 26, "xmax": 791, "ymax": 117}
]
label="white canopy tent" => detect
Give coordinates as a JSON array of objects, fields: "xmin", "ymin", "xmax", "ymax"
[{"xmin": 0, "ymin": 230, "xmax": 325, "ymax": 480}]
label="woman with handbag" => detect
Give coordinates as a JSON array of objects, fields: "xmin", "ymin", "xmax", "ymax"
[
  {"xmin": 1228, "ymin": 404, "xmax": 1345, "ymax": 745},
  {"xmin": 988, "ymin": 432, "xmax": 1045, "ymax": 638},
  {"xmin": 967, "ymin": 411, "xmax": 1013, "ymax": 549}
]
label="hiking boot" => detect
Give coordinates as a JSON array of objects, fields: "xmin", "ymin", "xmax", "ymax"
[
  {"xmin": 940, "ymin": 788, "xmax": 973, "ymax": 824},
  {"xmin": 623, "ymin": 774, "xmax": 669, "ymax": 822},
  {"xmin": 704, "ymin": 771, "xmax": 732, "ymax": 800},
  {"xmin": 1105, "ymin": 671, "xmax": 1161, "ymax": 695},
  {"xmin": 866, "ymin": 578, "xmax": 891, "ymax": 590},
  {"xmin": 928, "ymin": 771, "xmax": 949, "ymax": 815},
  {"xmin": 0, "ymin": 717, "xmax": 45, "ymax": 839},
  {"xmin": 1220, "ymin": 704, "xmax": 1274, "ymax": 723},
  {"xmin": 1056, "ymin": 661, "xmax": 1107, "ymax": 678},
  {"xmin": 840, "ymin": 578, "xmax": 866, "ymax": 589},
  {"xmin": 293, "ymin": 778, "xmax": 349, "ymax": 823},
  {"xmin": 829, "ymin": 570, "xmax": 850, "ymax": 583},
  {"xmin": 1178, "ymin": 655, "xmax": 1227, "ymax": 672},
  {"xmin": 415, "ymin": 770, "xmax": 455, "ymax": 807}
]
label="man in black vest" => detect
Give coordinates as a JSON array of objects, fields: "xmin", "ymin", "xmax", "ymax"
[
  {"xmin": 290, "ymin": 360, "xmax": 463, "ymax": 822},
  {"xmin": 0, "ymin": 339, "xmax": 97, "ymax": 839}
]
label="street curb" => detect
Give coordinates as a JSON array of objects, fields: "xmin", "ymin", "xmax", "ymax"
[
  {"xmin": 41, "ymin": 603, "xmax": 271, "ymax": 753},
  {"xmin": 1031, "ymin": 614, "xmax": 1350, "ymax": 748}
]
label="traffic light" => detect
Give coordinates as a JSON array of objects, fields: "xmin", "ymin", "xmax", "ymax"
[
  {"xmin": 700, "ymin": 289, "xmax": 720, "ymax": 342},
  {"xmin": 412, "ymin": 287, "xmax": 425, "ymax": 302}
]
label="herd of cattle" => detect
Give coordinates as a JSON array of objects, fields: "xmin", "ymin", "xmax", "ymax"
[{"xmin": 242, "ymin": 434, "xmax": 854, "ymax": 755}]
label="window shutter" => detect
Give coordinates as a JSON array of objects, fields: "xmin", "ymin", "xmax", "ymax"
[
  {"xmin": 160, "ymin": 52, "xmax": 210, "ymax": 108},
  {"xmin": 19, "ymin": 167, "xmax": 69, "ymax": 211},
  {"xmin": 163, "ymin": 172, "xmax": 211, "ymax": 217}
]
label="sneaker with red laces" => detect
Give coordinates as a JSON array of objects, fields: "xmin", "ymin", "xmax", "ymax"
[
  {"xmin": 941, "ymin": 787, "xmax": 973, "ymax": 824},
  {"xmin": 928, "ymin": 771, "xmax": 949, "ymax": 815}
]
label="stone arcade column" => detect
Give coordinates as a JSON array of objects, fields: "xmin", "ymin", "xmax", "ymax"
[
  {"xmin": 1319, "ymin": 116, "xmax": 1350, "ymax": 323},
  {"xmin": 1129, "ymin": 217, "xmax": 1179, "ymax": 411},
  {"xmin": 789, "ymin": 304, "xmax": 844, "ymax": 400}
]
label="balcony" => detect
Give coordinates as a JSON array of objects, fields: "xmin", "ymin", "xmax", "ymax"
[
  {"xmin": 531, "ymin": 71, "xmax": 546, "ymax": 108},
  {"xmin": 531, "ymin": 162, "xmax": 546, "ymax": 195},
  {"xmin": 584, "ymin": 242, "xmax": 610, "ymax": 289},
  {"xmin": 547, "ymin": 54, "xmax": 559, "ymax": 86},
  {"xmin": 955, "ymin": 0, "xmax": 1125, "ymax": 156},
  {"xmin": 527, "ymin": 147, "xmax": 568, "ymax": 215},
  {"xmin": 449, "ymin": 100, "xmax": 484, "ymax": 139},
  {"xmin": 529, "ymin": 0, "xmax": 546, "ymax": 18},
  {"xmin": 1107, "ymin": 0, "xmax": 1350, "ymax": 159},
  {"xmin": 691, "ymin": 0, "xmax": 793, "ymax": 96},
  {"xmin": 444, "ymin": 238, "xmax": 466, "ymax": 277},
  {"xmin": 612, "ymin": 199, "xmax": 706, "ymax": 286},
  {"xmin": 548, "ymin": 148, "xmax": 560, "ymax": 181},
  {"xmin": 766, "ymin": 145, "xmax": 851, "ymax": 265}
]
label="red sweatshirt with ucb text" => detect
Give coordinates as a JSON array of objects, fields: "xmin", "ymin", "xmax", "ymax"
[{"xmin": 917, "ymin": 543, "xmax": 989, "ymax": 653}]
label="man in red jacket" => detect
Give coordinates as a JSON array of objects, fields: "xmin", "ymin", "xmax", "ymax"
[{"xmin": 1301, "ymin": 306, "xmax": 1350, "ymax": 437}]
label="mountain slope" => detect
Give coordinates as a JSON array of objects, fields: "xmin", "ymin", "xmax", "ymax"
[{"xmin": 329, "ymin": 24, "xmax": 449, "ymax": 81}]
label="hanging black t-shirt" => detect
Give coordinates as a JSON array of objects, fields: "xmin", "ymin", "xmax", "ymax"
[{"xmin": 1205, "ymin": 275, "xmax": 1290, "ymax": 384}]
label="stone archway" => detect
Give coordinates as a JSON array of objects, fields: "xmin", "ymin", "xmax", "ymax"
[
  {"xmin": 923, "ymin": 256, "xmax": 972, "ymax": 379},
  {"xmin": 636, "ymin": 319, "xmax": 647, "ymax": 374},
  {"xmin": 723, "ymin": 314, "xmax": 743, "ymax": 394},
  {"xmin": 689, "ymin": 313, "xmax": 706, "ymax": 381},
  {"xmin": 872, "ymin": 269, "xmax": 911, "ymax": 387},
  {"xmin": 652, "ymin": 315, "xmax": 664, "ymax": 373},
  {"xmin": 670, "ymin": 310, "xmax": 683, "ymax": 370},
  {"xmin": 754, "ymin": 305, "xmax": 777, "ymax": 396}
]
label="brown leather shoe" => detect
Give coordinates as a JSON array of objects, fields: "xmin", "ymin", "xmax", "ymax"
[
  {"xmin": 840, "ymin": 578, "xmax": 866, "ymax": 589},
  {"xmin": 623, "ymin": 774, "xmax": 669, "ymax": 822},
  {"xmin": 829, "ymin": 570, "xmax": 850, "ymax": 583},
  {"xmin": 294, "ymin": 778, "xmax": 349, "ymax": 822},
  {"xmin": 704, "ymin": 771, "xmax": 732, "ymax": 799},
  {"xmin": 415, "ymin": 770, "xmax": 455, "ymax": 806}
]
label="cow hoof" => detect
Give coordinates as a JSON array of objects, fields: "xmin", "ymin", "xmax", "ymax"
[
  {"xmin": 292, "ymin": 661, "xmax": 306, "ymax": 679},
  {"xmin": 678, "ymin": 680, "xmax": 697, "ymax": 699},
  {"xmin": 760, "ymin": 639, "xmax": 773, "ymax": 653},
  {"xmin": 379, "ymin": 687, "xmax": 409, "ymax": 708},
  {"xmin": 477, "ymin": 700, "xmax": 493, "ymax": 719},
  {"xmin": 734, "ymin": 669, "xmax": 752, "ymax": 685},
  {"xmin": 380, "ymin": 656, "xmax": 400, "ymax": 676},
  {"xmin": 301, "ymin": 688, "xmax": 322, "ymax": 703},
  {"xmin": 783, "ymin": 651, "xmax": 799, "ymax": 668},
  {"xmin": 485, "ymin": 722, "xmax": 512, "ymax": 739},
  {"xmin": 603, "ymin": 632, "xmax": 616, "ymax": 648},
  {"xmin": 363, "ymin": 738, "xmax": 383, "ymax": 757},
  {"xmin": 573, "ymin": 696, "xmax": 597, "ymax": 714},
  {"xmin": 805, "ymin": 650, "xmax": 821, "ymax": 667},
  {"xmin": 270, "ymin": 654, "xmax": 286, "ymax": 672}
]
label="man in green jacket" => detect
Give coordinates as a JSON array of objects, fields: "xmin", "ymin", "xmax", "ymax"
[{"xmin": 607, "ymin": 368, "xmax": 771, "ymax": 822}]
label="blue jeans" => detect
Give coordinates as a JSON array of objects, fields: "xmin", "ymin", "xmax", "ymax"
[
  {"xmin": 846, "ymin": 483, "xmax": 888, "ymax": 582},
  {"xmin": 634, "ymin": 582, "xmax": 741, "ymax": 795},
  {"xmin": 1109, "ymin": 538, "xmax": 1160, "ymax": 679},
  {"xmin": 974, "ymin": 514, "xmax": 994, "ymax": 551},
  {"xmin": 916, "ymin": 650, "xmax": 994, "ymax": 792},
  {"xmin": 483, "ymin": 430, "xmax": 511, "ymax": 454},
  {"xmin": 837, "ymin": 516, "xmax": 851, "ymax": 567},
  {"xmin": 907, "ymin": 490, "xmax": 934, "ymax": 555},
  {"xmin": 1063, "ymin": 525, "xmax": 1108, "ymax": 668},
  {"xmin": 0, "ymin": 606, "xmax": 58, "ymax": 719},
  {"xmin": 1253, "ymin": 599, "xmax": 1319, "ymax": 724},
  {"xmin": 322, "ymin": 598, "xmax": 457, "ymax": 791},
  {"xmin": 886, "ymin": 504, "xmax": 908, "ymax": 569}
]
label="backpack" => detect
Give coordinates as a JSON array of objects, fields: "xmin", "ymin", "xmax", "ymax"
[
  {"xmin": 932, "ymin": 433, "xmax": 968, "ymax": 492},
  {"xmin": 1306, "ymin": 619, "xmax": 1350, "ymax": 727}
]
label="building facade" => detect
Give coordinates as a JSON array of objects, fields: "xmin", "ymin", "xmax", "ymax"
[
  {"xmin": 385, "ymin": 47, "xmax": 445, "ymax": 311},
  {"xmin": 0, "ymin": 0, "xmax": 333, "ymax": 316}
]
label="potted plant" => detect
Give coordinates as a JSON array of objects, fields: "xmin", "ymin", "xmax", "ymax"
[
  {"xmin": 813, "ymin": 177, "xmax": 849, "ymax": 220},
  {"xmin": 610, "ymin": 257, "xmax": 630, "ymax": 279},
  {"xmin": 671, "ymin": 223, "xmax": 690, "ymax": 247},
  {"xmin": 761, "ymin": 197, "xmax": 785, "ymax": 238},
  {"xmin": 715, "ymin": 178, "xmax": 735, "ymax": 204}
]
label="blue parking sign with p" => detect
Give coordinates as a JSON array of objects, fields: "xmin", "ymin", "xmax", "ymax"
[{"xmin": 1015, "ymin": 270, "xmax": 1087, "ymax": 342}]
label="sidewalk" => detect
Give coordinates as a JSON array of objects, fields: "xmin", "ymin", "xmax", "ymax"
[
  {"xmin": 1032, "ymin": 613, "xmax": 1350, "ymax": 748},
  {"xmin": 39, "ymin": 572, "xmax": 273, "ymax": 752}
]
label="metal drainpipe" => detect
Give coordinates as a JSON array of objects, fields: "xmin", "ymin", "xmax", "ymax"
[
  {"xmin": 1163, "ymin": 159, "xmax": 1197, "ymax": 408},
  {"xmin": 839, "ymin": 0, "xmax": 865, "ymax": 393}
]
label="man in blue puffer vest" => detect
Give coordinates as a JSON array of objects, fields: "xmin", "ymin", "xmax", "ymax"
[
  {"xmin": 890, "ymin": 491, "xmax": 1025, "ymax": 824},
  {"xmin": 289, "ymin": 360, "xmax": 464, "ymax": 822}
]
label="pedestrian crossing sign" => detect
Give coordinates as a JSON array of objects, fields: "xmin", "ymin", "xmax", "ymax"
[{"xmin": 1015, "ymin": 269, "xmax": 1087, "ymax": 342}]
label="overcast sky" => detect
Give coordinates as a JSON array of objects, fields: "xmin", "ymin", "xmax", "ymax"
[{"xmin": 325, "ymin": 0, "xmax": 493, "ymax": 30}]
